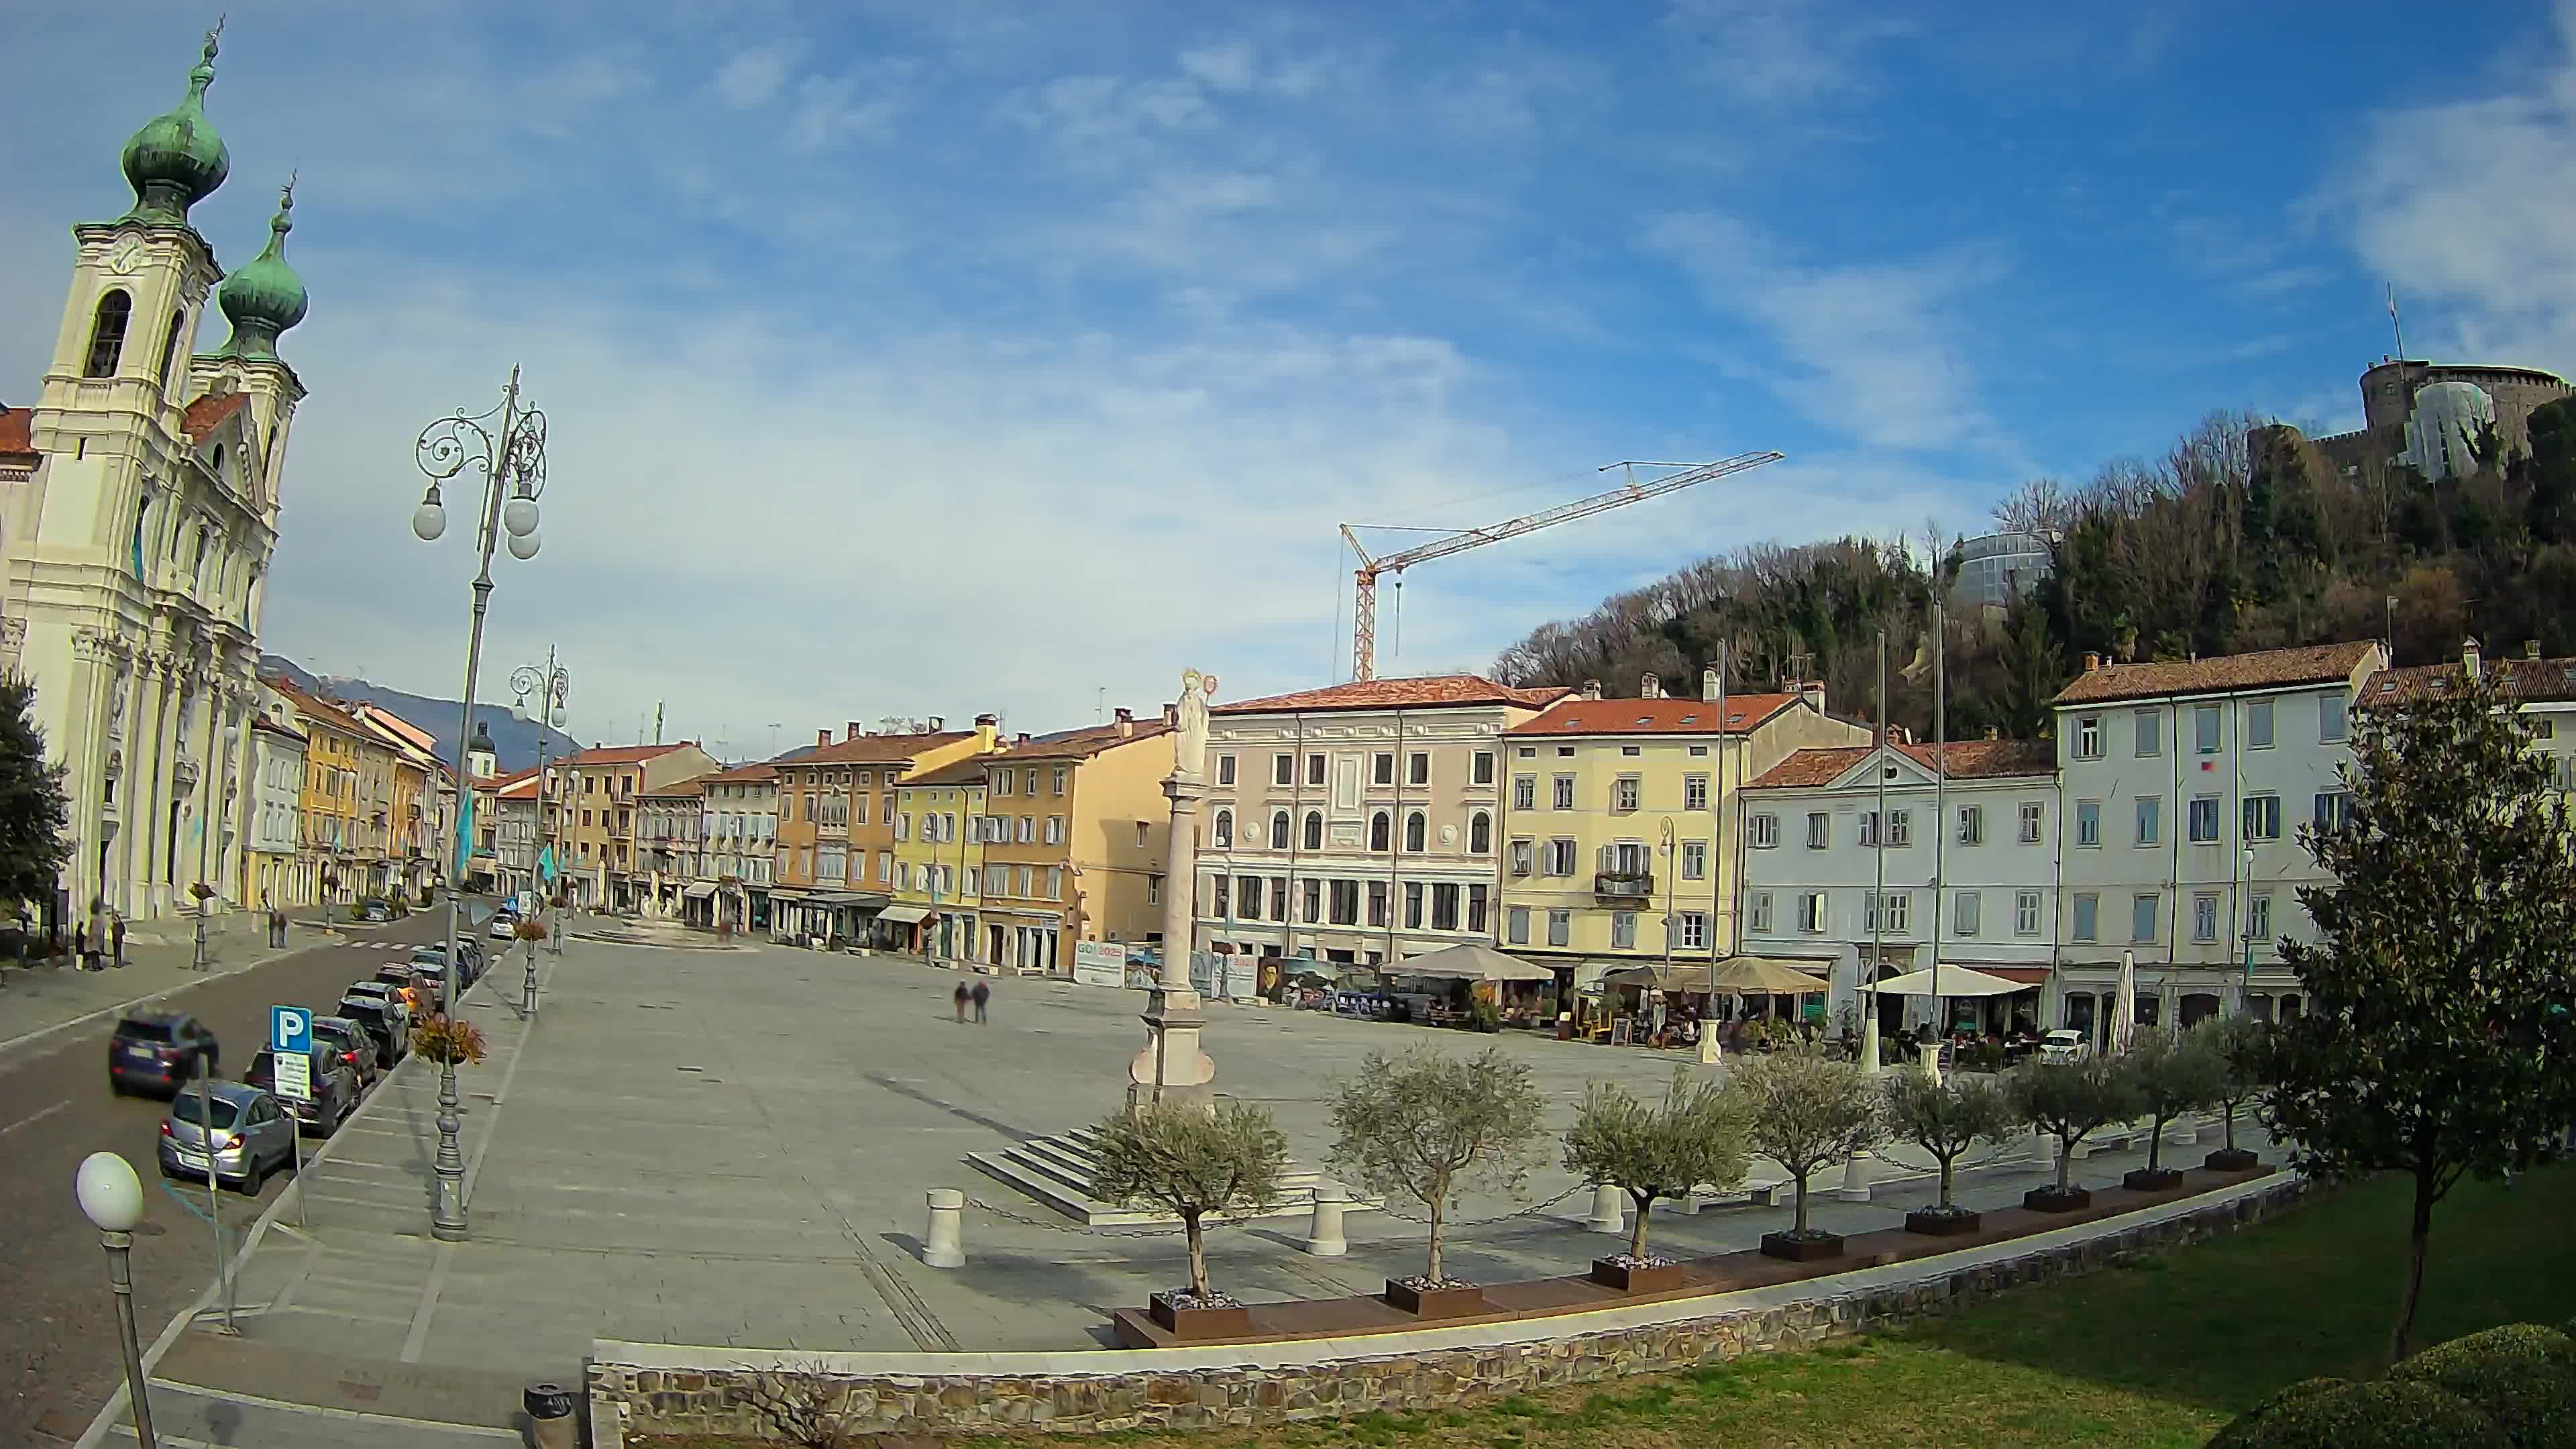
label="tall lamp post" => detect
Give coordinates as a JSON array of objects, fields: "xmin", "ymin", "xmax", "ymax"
[
  {"xmin": 410, "ymin": 367, "xmax": 549, "ymax": 1242},
  {"xmin": 512, "ymin": 654, "xmax": 568, "ymax": 1010},
  {"xmin": 76, "ymin": 1152, "xmax": 157, "ymax": 1449}
]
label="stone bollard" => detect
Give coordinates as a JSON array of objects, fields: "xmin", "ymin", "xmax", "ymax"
[
  {"xmin": 2164, "ymin": 1113, "xmax": 2200, "ymax": 1148},
  {"xmin": 1917, "ymin": 1042, "xmax": 1943, "ymax": 1083},
  {"xmin": 1303, "ymin": 1181, "xmax": 1349, "ymax": 1256},
  {"xmin": 525, "ymin": 1382, "xmax": 577, "ymax": 1449},
  {"xmin": 1833, "ymin": 1149, "xmax": 1873, "ymax": 1203},
  {"xmin": 1586, "ymin": 1183, "xmax": 1625, "ymax": 1234},
  {"xmin": 924, "ymin": 1189, "xmax": 966, "ymax": 1269}
]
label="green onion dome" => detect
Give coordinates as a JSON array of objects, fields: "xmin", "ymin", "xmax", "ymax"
[
  {"xmin": 121, "ymin": 25, "xmax": 230, "ymax": 225},
  {"xmin": 214, "ymin": 182, "xmax": 307, "ymax": 362}
]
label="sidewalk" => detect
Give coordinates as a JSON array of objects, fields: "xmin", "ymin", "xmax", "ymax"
[{"xmin": 0, "ymin": 910, "xmax": 343, "ymax": 1059}]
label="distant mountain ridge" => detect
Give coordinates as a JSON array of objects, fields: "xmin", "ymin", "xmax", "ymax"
[{"xmin": 258, "ymin": 654, "xmax": 578, "ymax": 775}]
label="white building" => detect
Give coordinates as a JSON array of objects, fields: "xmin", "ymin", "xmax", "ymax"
[
  {"xmin": 1739, "ymin": 736, "xmax": 2061, "ymax": 1036},
  {"xmin": 490, "ymin": 768, "xmax": 539, "ymax": 899},
  {"xmin": 700, "ymin": 762, "xmax": 778, "ymax": 932},
  {"xmin": 2366, "ymin": 638, "xmax": 2576, "ymax": 790},
  {"xmin": 241, "ymin": 708, "xmax": 304, "ymax": 910},
  {"xmin": 2051, "ymin": 640, "xmax": 2385, "ymax": 1044},
  {"xmin": 1, "ymin": 28, "xmax": 309, "ymax": 927}
]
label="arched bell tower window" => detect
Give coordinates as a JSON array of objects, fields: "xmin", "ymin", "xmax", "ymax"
[
  {"xmin": 156, "ymin": 310, "xmax": 186, "ymax": 390},
  {"xmin": 85, "ymin": 290, "xmax": 133, "ymax": 378}
]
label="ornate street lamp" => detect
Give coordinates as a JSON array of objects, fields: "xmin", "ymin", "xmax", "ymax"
[
  {"xmin": 511, "ymin": 652, "xmax": 570, "ymax": 997},
  {"xmin": 76, "ymin": 1152, "xmax": 157, "ymax": 1449},
  {"xmin": 411, "ymin": 367, "xmax": 549, "ymax": 1242}
]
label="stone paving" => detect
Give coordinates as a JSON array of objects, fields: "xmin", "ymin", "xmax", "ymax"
[{"xmin": 90, "ymin": 931, "xmax": 2280, "ymax": 1444}]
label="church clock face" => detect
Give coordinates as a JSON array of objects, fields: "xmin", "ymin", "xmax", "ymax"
[{"xmin": 107, "ymin": 236, "xmax": 144, "ymax": 276}]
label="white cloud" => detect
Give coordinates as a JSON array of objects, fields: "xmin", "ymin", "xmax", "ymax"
[
  {"xmin": 715, "ymin": 42, "xmax": 799, "ymax": 109},
  {"xmin": 1658, "ymin": 0, "xmax": 1916, "ymax": 107}
]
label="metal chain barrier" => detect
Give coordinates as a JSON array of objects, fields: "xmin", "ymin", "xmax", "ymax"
[
  {"xmin": 1369, "ymin": 1179, "xmax": 1589, "ymax": 1227},
  {"xmin": 963, "ymin": 1195, "xmax": 1224, "ymax": 1239}
]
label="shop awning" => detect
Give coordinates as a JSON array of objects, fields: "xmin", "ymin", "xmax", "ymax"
[
  {"xmin": 1865, "ymin": 965, "xmax": 2027, "ymax": 998},
  {"xmin": 876, "ymin": 904, "xmax": 932, "ymax": 925},
  {"xmin": 1705, "ymin": 955, "xmax": 1835, "ymax": 994},
  {"xmin": 682, "ymin": 881, "xmax": 719, "ymax": 900},
  {"xmin": 1387, "ymin": 943, "xmax": 1554, "ymax": 981}
]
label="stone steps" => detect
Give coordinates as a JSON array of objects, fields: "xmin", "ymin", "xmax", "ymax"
[{"xmin": 966, "ymin": 1130, "xmax": 1367, "ymax": 1228}]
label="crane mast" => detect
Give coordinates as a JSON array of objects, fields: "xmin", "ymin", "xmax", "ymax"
[{"xmin": 1342, "ymin": 451, "xmax": 1785, "ymax": 680}]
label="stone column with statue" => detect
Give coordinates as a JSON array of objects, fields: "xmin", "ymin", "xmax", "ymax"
[{"xmin": 1127, "ymin": 669, "xmax": 1220, "ymax": 1114}]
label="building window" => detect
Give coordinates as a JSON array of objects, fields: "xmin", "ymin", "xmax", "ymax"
[
  {"xmin": 995, "ymin": 771, "xmax": 1012, "ymax": 797},
  {"xmin": 1212, "ymin": 875, "xmax": 1232, "ymax": 918},
  {"xmin": 1432, "ymin": 883, "xmax": 1460, "ymax": 930},
  {"xmin": 1956, "ymin": 804, "xmax": 1982, "ymax": 845},
  {"xmin": 1509, "ymin": 839, "xmax": 1534, "ymax": 875},
  {"xmin": 1051, "ymin": 766, "xmax": 1067, "ymax": 794},
  {"xmin": 2195, "ymin": 704, "xmax": 2221, "ymax": 755},
  {"xmin": 1403, "ymin": 881, "xmax": 1424, "ymax": 928},
  {"xmin": 1864, "ymin": 890, "xmax": 1911, "ymax": 934},
  {"xmin": 2313, "ymin": 791, "xmax": 2353, "ymax": 832},
  {"xmin": 1269, "ymin": 877, "xmax": 1289, "ymax": 922},
  {"xmin": 85, "ymin": 288, "xmax": 131, "ymax": 377},
  {"xmin": 1273, "ymin": 753, "xmax": 1293, "ymax": 786},
  {"xmin": 1552, "ymin": 775, "xmax": 1574, "ymax": 810},
  {"xmin": 1409, "ymin": 751, "xmax": 1430, "ymax": 786},
  {"xmin": 2076, "ymin": 800, "xmax": 2100, "ymax": 847},
  {"xmin": 2135, "ymin": 796, "xmax": 2161, "ymax": 846},
  {"xmin": 1797, "ymin": 891, "xmax": 1827, "ymax": 934},
  {"xmin": 1370, "ymin": 811, "xmax": 1391, "ymax": 852},
  {"xmin": 2015, "ymin": 890, "xmax": 2041, "ymax": 936},
  {"xmin": 1547, "ymin": 908, "xmax": 1570, "ymax": 947},
  {"xmin": 2135, "ymin": 710, "xmax": 2161, "ymax": 757},
  {"xmin": 1545, "ymin": 837, "xmax": 1578, "ymax": 875},
  {"xmin": 1329, "ymin": 879, "xmax": 1359, "ymax": 925},
  {"xmin": 1887, "ymin": 809, "xmax": 1911, "ymax": 847},
  {"xmin": 1684, "ymin": 774, "xmax": 1709, "ymax": 810},
  {"xmin": 2019, "ymin": 801, "xmax": 2043, "ymax": 843},
  {"xmin": 1506, "ymin": 905, "xmax": 1529, "ymax": 945},
  {"xmin": 2247, "ymin": 700, "xmax": 2275, "ymax": 749},
  {"xmin": 2247, "ymin": 890, "xmax": 2273, "ymax": 943},
  {"xmin": 1468, "ymin": 812, "xmax": 1491, "ymax": 854},
  {"xmin": 1304, "ymin": 879, "xmax": 1324, "ymax": 922},
  {"xmin": 1610, "ymin": 911, "xmax": 1636, "ymax": 949},
  {"xmin": 1748, "ymin": 892, "xmax": 1772, "ymax": 932},
  {"xmin": 1748, "ymin": 813, "xmax": 1778, "ymax": 849},
  {"xmin": 1217, "ymin": 754, "xmax": 1236, "ymax": 786},
  {"xmin": 1148, "ymin": 875, "xmax": 1162, "ymax": 906},
  {"xmin": 2132, "ymin": 893, "xmax": 2159, "ymax": 943},
  {"xmin": 1807, "ymin": 812, "xmax": 1829, "ymax": 849},
  {"xmin": 2321, "ymin": 694, "xmax": 2347, "ymax": 743},
  {"xmin": 1368, "ymin": 879, "xmax": 1388, "ymax": 927},
  {"xmin": 1680, "ymin": 840, "xmax": 1707, "ymax": 879},
  {"xmin": 1271, "ymin": 810, "xmax": 1291, "ymax": 849},
  {"xmin": 1513, "ymin": 775, "xmax": 1536, "ymax": 810},
  {"xmin": 1306, "ymin": 753, "xmax": 1326, "ymax": 786},
  {"xmin": 1613, "ymin": 776, "xmax": 1640, "ymax": 812},
  {"xmin": 1403, "ymin": 811, "xmax": 1427, "ymax": 853},
  {"xmin": 2072, "ymin": 892, "xmax": 2099, "ymax": 942},
  {"xmin": 2074, "ymin": 715, "xmax": 2102, "ymax": 759},
  {"xmin": 1472, "ymin": 751, "xmax": 1495, "ymax": 786},
  {"xmin": 1954, "ymin": 890, "xmax": 1981, "ymax": 938},
  {"xmin": 2193, "ymin": 892, "xmax": 2220, "ymax": 943},
  {"xmin": 1240, "ymin": 875, "xmax": 1264, "ymax": 918},
  {"xmin": 2189, "ymin": 796, "xmax": 2221, "ymax": 843},
  {"xmin": 1213, "ymin": 810, "xmax": 1232, "ymax": 848},
  {"xmin": 1303, "ymin": 810, "xmax": 1324, "ymax": 851},
  {"xmin": 1860, "ymin": 812, "xmax": 1880, "ymax": 847},
  {"xmin": 1374, "ymin": 752, "xmax": 1395, "ymax": 786},
  {"xmin": 2243, "ymin": 794, "xmax": 2282, "ymax": 841},
  {"xmin": 1044, "ymin": 815, "xmax": 1065, "ymax": 844}
]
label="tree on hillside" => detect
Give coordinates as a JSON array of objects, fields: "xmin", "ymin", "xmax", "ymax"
[
  {"xmin": 2265, "ymin": 672, "xmax": 2576, "ymax": 1360},
  {"xmin": 0, "ymin": 676, "xmax": 71, "ymax": 918}
]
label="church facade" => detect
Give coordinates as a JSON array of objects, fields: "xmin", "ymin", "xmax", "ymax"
[{"xmin": 0, "ymin": 23, "xmax": 311, "ymax": 926}]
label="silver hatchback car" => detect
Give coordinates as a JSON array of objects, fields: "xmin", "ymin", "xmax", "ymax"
[{"xmin": 158, "ymin": 1081, "xmax": 298, "ymax": 1194}]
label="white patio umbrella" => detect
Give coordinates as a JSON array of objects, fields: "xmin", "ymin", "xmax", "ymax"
[{"xmin": 2112, "ymin": 949, "xmax": 2137, "ymax": 1055}]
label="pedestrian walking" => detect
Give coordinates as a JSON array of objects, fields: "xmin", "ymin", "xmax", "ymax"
[
  {"xmin": 74, "ymin": 920, "xmax": 90, "ymax": 971},
  {"xmin": 971, "ymin": 977, "xmax": 991, "ymax": 1024},
  {"xmin": 110, "ymin": 913, "xmax": 126, "ymax": 967},
  {"xmin": 953, "ymin": 979, "xmax": 971, "ymax": 1024}
]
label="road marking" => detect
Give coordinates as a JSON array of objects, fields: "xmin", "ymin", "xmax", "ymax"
[
  {"xmin": 398, "ymin": 1242, "xmax": 453, "ymax": 1363},
  {"xmin": 0, "ymin": 1097, "xmax": 70, "ymax": 1135}
]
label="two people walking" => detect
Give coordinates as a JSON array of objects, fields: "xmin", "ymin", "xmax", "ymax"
[
  {"xmin": 262, "ymin": 895, "xmax": 288, "ymax": 949},
  {"xmin": 951, "ymin": 976, "xmax": 991, "ymax": 1024},
  {"xmin": 74, "ymin": 905, "xmax": 124, "ymax": 971}
]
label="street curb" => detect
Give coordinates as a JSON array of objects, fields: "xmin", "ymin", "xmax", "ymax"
[{"xmin": 0, "ymin": 929, "xmax": 352, "ymax": 1064}]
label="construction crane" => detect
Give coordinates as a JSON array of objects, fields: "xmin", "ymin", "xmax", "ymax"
[{"xmin": 1338, "ymin": 451, "xmax": 1785, "ymax": 680}]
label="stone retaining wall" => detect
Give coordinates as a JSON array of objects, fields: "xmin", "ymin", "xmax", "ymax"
[{"xmin": 593, "ymin": 1178, "xmax": 2307, "ymax": 1442}]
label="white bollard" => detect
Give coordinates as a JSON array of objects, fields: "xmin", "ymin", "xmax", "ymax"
[
  {"xmin": 924, "ymin": 1189, "xmax": 966, "ymax": 1269},
  {"xmin": 1833, "ymin": 1150, "xmax": 1874, "ymax": 1203},
  {"xmin": 1303, "ymin": 1181, "xmax": 1349, "ymax": 1256},
  {"xmin": 2164, "ymin": 1114, "xmax": 2199, "ymax": 1148},
  {"xmin": 1586, "ymin": 1183, "xmax": 1625, "ymax": 1234},
  {"xmin": 1917, "ymin": 1042, "xmax": 1943, "ymax": 1083}
]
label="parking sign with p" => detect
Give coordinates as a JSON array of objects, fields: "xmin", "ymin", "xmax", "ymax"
[{"xmin": 271, "ymin": 1005, "xmax": 311, "ymax": 1055}]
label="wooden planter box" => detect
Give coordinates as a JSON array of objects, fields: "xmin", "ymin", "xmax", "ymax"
[
  {"xmin": 1904, "ymin": 1208, "xmax": 1982, "ymax": 1236},
  {"xmin": 1383, "ymin": 1279, "xmax": 1485, "ymax": 1318},
  {"xmin": 2205, "ymin": 1148, "xmax": 2260, "ymax": 1173},
  {"xmin": 2122, "ymin": 1167, "xmax": 2185, "ymax": 1193},
  {"xmin": 2024, "ymin": 1185, "xmax": 2092, "ymax": 1213},
  {"xmin": 1589, "ymin": 1257, "xmax": 1684, "ymax": 1293},
  {"xmin": 1758, "ymin": 1230, "xmax": 1845, "ymax": 1263},
  {"xmin": 1146, "ymin": 1292, "xmax": 1250, "ymax": 1342}
]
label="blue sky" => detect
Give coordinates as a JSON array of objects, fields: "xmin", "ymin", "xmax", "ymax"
[{"xmin": 5, "ymin": 1, "xmax": 2572, "ymax": 755}]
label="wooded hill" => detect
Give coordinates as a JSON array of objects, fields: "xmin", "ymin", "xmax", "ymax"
[{"xmin": 1490, "ymin": 401, "xmax": 2576, "ymax": 741}]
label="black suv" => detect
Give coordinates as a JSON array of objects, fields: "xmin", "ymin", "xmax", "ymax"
[{"xmin": 109, "ymin": 1010, "xmax": 220, "ymax": 1096}]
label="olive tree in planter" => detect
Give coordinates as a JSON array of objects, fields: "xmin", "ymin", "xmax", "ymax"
[
  {"xmin": 1880, "ymin": 1068, "xmax": 2020, "ymax": 1236},
  {"xmin": 1560, "ymin": 1067, "xmax": 1750, "ymax": 1291},
  {"xmin": 2008, "ymin": 1054, "xmax": 2143, "ymax": 1212},
  {"xmin": 2121, "ymin": 1030, "xmax": 2226, "ymax": 1191},
  {"xmin": 1090, "ymin": 1100, "xmax": 1289, "ymax": 1341},
  {"xmin": 1328, "ymin": 1045, "xmax": 1545, "ymax": 1317},
  {"xmin": 2196, "ymin": 1016, "xmax": 2271, "ymax": 1172},
  {"xmin": 1728, "ymin": 1046, "xmax": 1886, "ymax": 1261}
]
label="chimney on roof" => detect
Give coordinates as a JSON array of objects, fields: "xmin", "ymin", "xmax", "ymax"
[
  {"xmin": 1114, "ymin": 706, "xmax": 1134, "ymax": 737},
  {"xmin": 1162, "ymin": 702, "xmax": 1179, "ymax": 729},
  {"xmin": 1582, "ymin": 678, "xmax": 1602, "ymax": 701},
  {"xmin": 2527, "ymin": 639, "xmax": 2543, "ymax": 660},
  {"xmin": 1016, "ymin": 732, "xmax": 1031, "ymax": 745},
  {"xmin": 1800, "ymin": 681, "xmax": 1825, "ymax": 715},
  {"xmin": 2463, "ymin": 637, "xmax": 2483, "ymax": 682},
  {"xmin": 1986, "ymin": 727, "xmax": 2000, "ymax": 741},
  {"xmin": 928, "ymin": 715, "xmax": 945, "ymax": 731},
  {"xmin": 2084, "ymin": 651, "xmax": 2101, "ymax": 673},
  {"xmin": 1701, "ymin": 667, "xmax": 1720, "ymax": 702},
  {"xmin": 847, "ymin": 721, "xmax": 863, "ymax": 741},
  {"xmin": 974, "ymin": 712, "xmax": 1000, "ymax": 751},
  {"xmin": 1640, "ymin": 672, "xmax": 1662, "ymax": 699},
  {"xmin": 816, "ymin": 729, "xmax": 830, "ymax": 747}
]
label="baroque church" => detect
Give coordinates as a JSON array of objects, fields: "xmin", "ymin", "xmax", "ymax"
[{"xmin": 0, "ymin": 23, "xmax": 309, "ymax": 928}]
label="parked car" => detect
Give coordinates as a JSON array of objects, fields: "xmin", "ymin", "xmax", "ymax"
[
  {"xmin": 241, "ymin": 1047, "xmax": 361, "ymax": 1135},
  {"xmin": 335, "ymin": 998, "xmax": 409, "ymax": 1067},
  {"xmin": 457, "ymin": 936, "xmax": 486, "ymax": 979},
  {"xmin": 2039, "ymin": 1028, "xmax": 2092, "ymax": 1065},
  {"xmin": 108, "ymin": 1010, "xmax": 221, "ymax": 1097},
  {"xmin": 374, "ymin": 963, "xmax": 427, "ymax": 1010},
  {"xmin": 360, "ymin": 898, "xmax": 396, "ymax": 923},
  {"xmin": 308, "ymin": 1016, "xmax": 382, "ymax": 1091},
  {"xmin": 159, "ymin": 1081, "xmax": 297, "ymax": 1193},
  {"xmin": 488, "ymin": 912, "xmax": 519, "ymax": 941}
]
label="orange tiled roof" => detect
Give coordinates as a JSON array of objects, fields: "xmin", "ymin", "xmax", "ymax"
[
  {"xmin": 702, "ymin": 762, "xmax": 777, "ymax": 784},
  {"xmin": 1505, "ymin": 693, "xmax": 1802, "ymax": 737},
  {"xmin": 0, "ymin": 406, "xmax": 34, "ymax": 460},
  {"xmin": 1749, "ymin": 738, "xmax": 2057, "ymax": 790},
  {"xmin": 260, "ymin": 678, "xmax": 366, "ymax": 737},
  {"xmin": 641, "ymin": 776, "xmax": 709, "ymax": 798},
  {"xmin": 180, "ymin": 392, "xmax": 248, "ymax": 441},
  {"xmin": 250, "ymin": 714, "xmax": 306, "ymax": 743},
  {"xmin": 906, "ymin": 756, "xmax": 996, "ymax": 786},
  {"xmin": 561, "ymin": 742, "xmax": 697, "ymax": 767},
  {"xmin": 2051, "ymin": 641, "xmax": 2379, "ymax": 706},
  {"xmin": 497, "ymin": 773, "xmax": 542, "ymax": 800},
  {"xmin": 1214, "ymin": 675, "xmax": 1569, "ymax": 715},
  {"xmin": 784, "ymin": 731, "xmax": 973, "ymax": 767},
  {"xmin": 989, "ymin": 720, "xmax": 1172, "ymax": 762},
  {"xmin": 2364, "ymin": 654, "xmax": 2576, "ymax": 706}
]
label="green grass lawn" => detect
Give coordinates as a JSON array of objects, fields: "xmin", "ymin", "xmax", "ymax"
[{"xmin": 661, "ymin": 1167, "xmax": 2576, "ymax": 1449}]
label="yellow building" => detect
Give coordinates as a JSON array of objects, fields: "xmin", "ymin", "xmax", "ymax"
[
  {"xmin": 889, "ymin": 756, "xmax": 989, "ymax": 960},
  {"xmin": 1497, "ymin": 672, "xmax": 1866, "ymax": 990},
  {"xmin": 352, "ymin": 703, "xmax": 443, "ymax": 900},
  {"xmin": 266, "ymin": 680, "xmax": 366, "ymax": 909},
  {"xmin": 976, "ymin": 710, "xmax": 1173, "ymax": 975}
]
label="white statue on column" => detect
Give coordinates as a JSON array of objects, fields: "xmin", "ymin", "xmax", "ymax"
[{"xmin": 1128, "ymin": 668, "xmax": 1220, "ymax": 1113}]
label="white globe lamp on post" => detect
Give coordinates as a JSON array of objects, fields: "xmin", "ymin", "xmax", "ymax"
[{"xmin": 76, "ymin": 1151, "xmax": 157, "ymax": 1449}]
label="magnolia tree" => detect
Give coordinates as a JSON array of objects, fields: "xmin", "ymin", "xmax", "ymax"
[
  {"xmin": 2008, "ymin": 1055, "xmax": 2143, "ymax": 1197},
  {"xmin": 2127, "ymin": 1030, "xmax": 2226, "ymax": 1177},
  {"xmin": 1878, "ymin": 1069, "xmax": 2019, "ymax": 1216},
  {"xmin": 1727, "ymin": 1047, "xmax": 1886, "ymax": 1239},
  {"xmin": 1561, "ymin": 1067, "xmax": 1750, "ymax": 1263},
  {"xmin": 1090, "ymin": 1101, "xmax": 1289, "ymax": 1304},
  {"xmin": 2266, "ymin": 672, "xmax": 2576, "ymax": 1360},
  {"xmin": 1328, "ymin": 1046, "xmax": 1546, "ymax": 1286},
  {"xmin": 2195, "ymin": 1016, "xmax": 2271, "ymax": 1163}
]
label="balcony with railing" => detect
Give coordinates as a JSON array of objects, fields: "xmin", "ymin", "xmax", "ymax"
[{"xmin": 1594, "ymin": 871, "xmax": 1654, "ymax": 900}]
